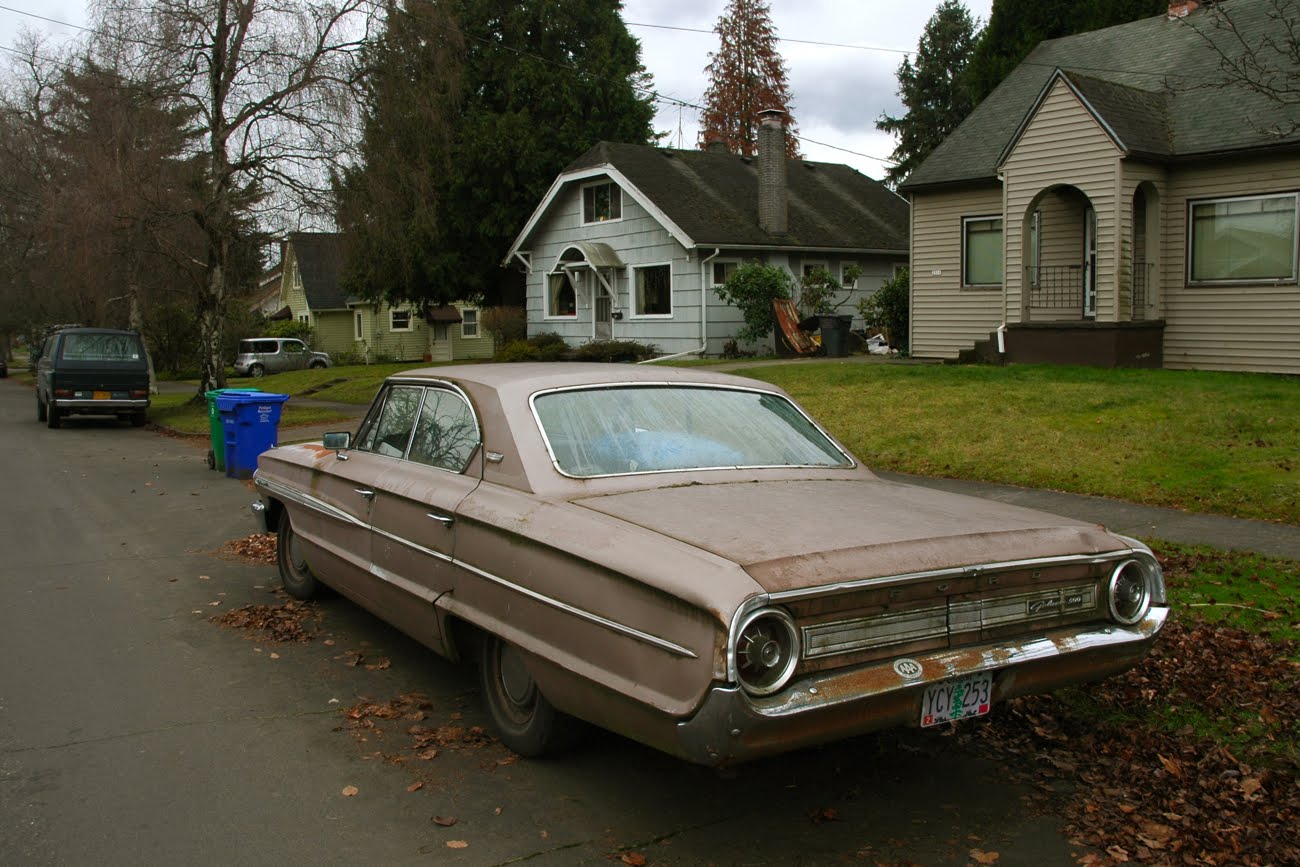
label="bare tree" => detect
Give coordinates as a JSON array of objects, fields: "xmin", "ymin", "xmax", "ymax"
[{"xmin": 89, "ymin": 0, "xmax": 373, "ymax": 395}]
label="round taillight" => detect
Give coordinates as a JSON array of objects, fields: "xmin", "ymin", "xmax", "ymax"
[
  {"xmin": 1107, "ymin": 559, "xmax": 1152, "ymax": 625},
  {"xmin": 734, "ymin": 608, "xmax": 799, "ymax": 696}
]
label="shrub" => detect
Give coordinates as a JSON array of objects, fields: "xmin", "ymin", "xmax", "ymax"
[
  {"xmin": 857, "ymin": 267, "xmax": 909, "ymax": 352},
  {"xmin": 570, "ymin": 339, "xmax": 657, "ymax": 363},
  {"xmin": 495, "ymin": 332, "xmax": 570, "ymax": 363},
  {"xmin": 480, "ymin": 306, "xmax": 527, "ymax": 349},
  {"xmin": 712, "ymin": 262, "xmax": 794, "ymax": 344}
]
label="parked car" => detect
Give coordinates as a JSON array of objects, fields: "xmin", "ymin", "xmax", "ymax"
[
  {"xmin": 34, "ymin": 327, "xmax": 150, "ymax": 428},
  {"xmin": 234, "ymin": 338, "xmax": 331, "ymax": 377},
  {"xmin": 252, "ymin": 364, "xmax": 1168, "ymax": 766}
]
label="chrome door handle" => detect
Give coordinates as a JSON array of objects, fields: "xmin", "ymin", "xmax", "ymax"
[
  {"xmin": 427, "ymin": 512, "xmax": 454, "ymax": 526},
  {"xmin": 354, "ymin": 488, "xmax": 375, "ymax": 500}
]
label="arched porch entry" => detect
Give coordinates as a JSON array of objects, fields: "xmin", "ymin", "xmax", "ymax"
[
  {"xmin": 553, "ymin": 241, "xmax": 624, "ymax": 340},
  {"xmin": 1020, "ymin": 184, "xmax": 1097, "ymax": 322}
]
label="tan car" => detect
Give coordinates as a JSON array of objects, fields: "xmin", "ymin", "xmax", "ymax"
[{"xmin": 252, "ymin": 363, "xmax": 1168, "ymax": 765}]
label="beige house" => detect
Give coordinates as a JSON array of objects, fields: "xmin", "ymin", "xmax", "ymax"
[
  {"xmin": 901, "ymin": 0, "xmax": 1300, "ymax": 374},
  {"xmin": 278, "ymin": 232, "xmax": 492, "ymax": 364}
]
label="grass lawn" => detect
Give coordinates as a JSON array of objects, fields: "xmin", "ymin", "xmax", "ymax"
[{"xmin": 742, "ymin": 363, "xmax": 1299, "ymax": 525}]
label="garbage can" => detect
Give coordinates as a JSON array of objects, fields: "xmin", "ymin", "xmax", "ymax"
[
  {"xmin": 205, "ymin": 388, "xmax": 261, "ymax": 471},
  {"xmin": 216, "ymin": 392, "xmax": 290, "ymax": 479},
  {"xmin": 819, "ymin": 314, "xmax": 854, "ymax": 358}
]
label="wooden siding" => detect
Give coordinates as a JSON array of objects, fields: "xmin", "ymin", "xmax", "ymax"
[
  {"xmin": 523, "ymin": 178, "xmax": 906, "ymax": 355},
  {"xmin": 1159, "ymin": 155, "xmax": 1300, "ymax": 374},
  {"xmin": 910, "ymin": 185, "xmax": 1004, "ymax": 359},
  {"xmin": 1002, "ymin": 78, "xmax": 1123, "ymax": 323}
]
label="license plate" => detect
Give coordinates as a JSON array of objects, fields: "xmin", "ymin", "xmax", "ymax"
[
  {"xmin": 93, "ymin": 390, "xmax": 111, "ymax": 400},
  {"xmin": 920, "ymin": 672, "xmax": 993, "ymax": 726}
]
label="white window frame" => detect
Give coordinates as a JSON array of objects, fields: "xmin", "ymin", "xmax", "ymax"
[
  {"xmin": 545, "ymin": 272, "xmax": 578, "ymax": 319},
  {"xmin": 354, "ymin": 311, "xmax": 364, "ymax": 341},
  {"xmin": 801, "ymin": 260, "xmax": 829, "ymax": 281},
  {"xmin": 840, "ymin": 262, "xmax": 859, "ymax": 288},
  {"xmin": 582, "ymin": 180, "xmax": 623, "ymax": 225},
  {"xmin": 711, "ymin": 259, "xmax": 741, "ymax": 287},
  {"xmin": 390, "ymin": 309, "xmax": 413, "ymax": 332},
  {"xmin": 630, "ymin": 262, "xmax": 674, "ymax": 318},
  {"xmin": 1187, "ymin": 191, "xmax": 1299, "ymax": 285},
  {"xmin": 963, "ymin": 215, "xmax": 1004, "ymax": 288},
  {"xmin": 461, "ymin": 308, "xmax": 480, "ymax": 338}
]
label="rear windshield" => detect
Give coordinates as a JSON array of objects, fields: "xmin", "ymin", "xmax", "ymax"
[
  {"xmin": 59, "ymin": 333, "xmax": 144, "ymax": 362},
  {"xmin": 532, "ymin": 385, "xmax": 852, "ymax": 478}
]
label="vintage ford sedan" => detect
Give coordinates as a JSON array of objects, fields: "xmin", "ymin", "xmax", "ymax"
[{"xmin": 252, "ymin": 363, "xmax": 1167, "ymax": 765}]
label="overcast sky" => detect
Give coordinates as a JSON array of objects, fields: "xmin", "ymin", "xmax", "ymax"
[{"xmin": 0, "ymin": 0, "xmax": 995, "ymax": 179}]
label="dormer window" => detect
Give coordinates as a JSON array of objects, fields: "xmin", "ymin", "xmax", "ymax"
[{"xmin": 583, "ymin": 181, "xmax": 622, "ymax": 224}]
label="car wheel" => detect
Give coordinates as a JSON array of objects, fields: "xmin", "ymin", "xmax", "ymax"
[
  {"xmin": 46, "ymin": 403, "xmax": 61, "ymax": 429},
  {"xmin": 276, "ymin": 511, "xmax": 319, "ymax": 600},
  {"xmin": 478, "ymin": 633, "xmax": 578, "ymax": 757},
  {"xmin": 37, "ymin": 393, "xmax": 47, "ymax": 422},
  {"xmin": 250, "ymin": 363, "xmax": 265, "ymax": 378},
  {"xmin": 308, "ymin": 360, "xmax": 326, "ymax": 369}
]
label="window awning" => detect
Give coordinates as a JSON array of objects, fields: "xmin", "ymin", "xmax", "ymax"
[
  {"xmin": 424, "ymin": 304, "xmax": 463, "ymax": 324},
  {"xmin": 554, "ymin": 241, "xmax": 624, "ymax": 271}
]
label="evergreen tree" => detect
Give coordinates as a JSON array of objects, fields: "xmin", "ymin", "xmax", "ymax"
[
  {"xmin": 336, "ymin": 0, "xmax": 657, "ymax": 308},
  {"xmin": 876, "ymin": 0, "xmax": 979, "ymax": 187},
  {"xmin": 966, "ymin": 0, "xmax": 1166, "ymax": 104},
  {"xmin": 699, "ymin": 0, "xmax": 798, "ymax": 158}
]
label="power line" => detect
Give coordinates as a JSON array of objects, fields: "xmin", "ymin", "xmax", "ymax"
[
  {"xmin": 0, "ymin": 3, "xmax": 89, "ymax": 33},
  {"xmin": 625, "ymin": 21, "xmax": 911, "ymax": 56}
]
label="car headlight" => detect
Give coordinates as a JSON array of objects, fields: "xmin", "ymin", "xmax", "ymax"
[
  {"xmin": 1107, "ymin": 558, "xmax": 1157, "ymax": 625},
  {"xmin": 734, "ymin": 608, "xmax": 799, "ymax": 696}
]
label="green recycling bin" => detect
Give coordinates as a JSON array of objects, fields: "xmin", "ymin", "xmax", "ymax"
[{"xmin": 205, "ymin": 388, "xmax": 261, "ymax": 470}]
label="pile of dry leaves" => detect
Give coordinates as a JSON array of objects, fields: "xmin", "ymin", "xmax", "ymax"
[
  {"xmin": 211, "ymin": 601, "xmax": 319, "ymax": 642},
  {"xmin": 340, "ymin": 693, "xmax": 502, "ymax": 764},
  {"xmin": 965, "ymin": 620, "xmax": 1299, "ymax": 865},
  {"xmin": 217, "ymin": 532, "xmax": 278, "ymax": 565}
]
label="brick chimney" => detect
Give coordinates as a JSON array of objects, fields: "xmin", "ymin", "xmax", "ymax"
[
  {"xmin": 1167, "ymin": 0, "xmax": 1199, "ymax": 19},
  {"xmin": 757, "ymin": 108, "xmax": 788, "ymax": 235}
]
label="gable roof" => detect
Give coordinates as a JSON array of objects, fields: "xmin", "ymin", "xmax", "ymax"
[
  {"xmin": 288, "ymin": 232, "xmax": 349, "ymax": 311},
  {"xmin": 903, "ymin": 0, "xmax": 1300, "ymax": 190},
  {"xmin": 508, "ymin": 142, "xmax": 908, "ymax": 258}
]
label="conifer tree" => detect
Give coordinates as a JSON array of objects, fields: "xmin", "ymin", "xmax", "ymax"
[{"xmin": 699, "ymin": 0, "xmax": 798, "ymax": 158}]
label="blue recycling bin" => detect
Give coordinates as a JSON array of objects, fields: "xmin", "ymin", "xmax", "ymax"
[{"xmin": 216, "ymin": 391, "xmax": 290, "ymax": 479}]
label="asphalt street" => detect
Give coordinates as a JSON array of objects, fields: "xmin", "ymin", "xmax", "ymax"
[{"xmin": 0, "ymin": 377, "xmax": 1123, "ymax": 865}]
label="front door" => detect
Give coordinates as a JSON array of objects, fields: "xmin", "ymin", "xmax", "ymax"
[
  {"xmin": 1083, "ymin": 207, "xmax": 1097, "ymax": 319},
  {"xmin": 594, "ymin": 291, "xmax": 612, "ymax": 340}
]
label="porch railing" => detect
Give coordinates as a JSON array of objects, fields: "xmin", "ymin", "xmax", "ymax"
[{"xmin": 1026, "ymin": 264, "xmax": 1083, "ymax": 317}]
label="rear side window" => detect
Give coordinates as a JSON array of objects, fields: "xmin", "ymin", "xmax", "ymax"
[{"xmin": 59, "ymin": 333, "xmax": 143, "ymax": 362}]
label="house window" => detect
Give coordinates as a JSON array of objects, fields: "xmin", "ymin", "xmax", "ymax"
[
  {"xmin": 298, "ymin": 314, "xmax": 309, "ymax": 325},
  {"xmin": 582, "ymin": 181, "xmax": 622, "ymax": 224},
  {"xmin": 354, "ymin": 311, "xmax": 363, "ymax": 341},
  {"xmin": 712, "ymin": 260, "xmax": 739, "ymax": 286},
  {"xmin": 633, "ymin": 264, "xmax": 672, "ymax": 316},
  {"xmin": 391, "ymin": 310, "xmax": 412, "ymax": 331},
  {"xmin": 963, "ymin": 216, "xmax": 1004, "ymax": 286},
  {"xmin": 461, "ymin": 309, "xmax": 479, "ymax": 338},
  {"xmin": 547, "ymin": 273, "xmax": 577, "ymax": 317},
  {"xmin": 801, "ymin": 261, "xmax": 829, "ymax": 280},
  {"xmin": 840, "ymin": 263, "xmax": 858, "ymax": 288},
  {"xmin": 1189, "ymin": 192, "xmax": 1298, "ymax": 283}
]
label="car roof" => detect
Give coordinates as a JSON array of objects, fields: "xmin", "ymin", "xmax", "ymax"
[{"xmin": 387, "ymin": 362, "xmax": 774, "ymax": 393}]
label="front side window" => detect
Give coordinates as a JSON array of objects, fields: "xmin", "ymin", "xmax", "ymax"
[
  {"xmin": 461, "ymin": 309, "xmax": 479, "ymax": 338},
  {"xmin": 964, "ymin": 216, "xmax": 1004, "ymax": 287},
  {"xmin": 1189, "ymin": 193, "xmax": 1298, "ymax": 283},
  {"xmin": 283, "ymin": 341, "xmax": 305, "ymax": 355},
  {"xmin": 356, "ymin": 385, "xmax": 422, "ymax": 457},
  {"xmin": 634, "ymin": 264, "xmax": 672, "ymax": 316},
  {"xmin": 547, "ymin": 273, "xmax": 577, "ymax": 317},
  {"xmin": 391, "ymin": 310, "xmax": 412, "ymax": 331},
  {"xmin": 583, "ymin": 181, "xmax": 622, "ymax": 224},
  {"xmin": 533, "ymin": 386, "xmax": 852, "ymax": 478},
  {"xmin": 408, "ymin": 389, "xmax": 479, "ymax": 472}
]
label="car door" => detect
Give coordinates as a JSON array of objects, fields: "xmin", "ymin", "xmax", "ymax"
[
  {"xmin": 281, "ymin": 340, "xmax": 308, "ymax": 371},
  {"xmin": 365, "ymin": 384, "xmax": 482, "ymax": 648}
]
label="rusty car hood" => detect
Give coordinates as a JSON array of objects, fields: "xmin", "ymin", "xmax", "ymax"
[{"xmin": 571, "ymin": 478, "xmax": 1127, "ymax": 593}]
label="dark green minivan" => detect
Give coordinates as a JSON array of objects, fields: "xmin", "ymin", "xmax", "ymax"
[{"xmin": 34, "ymin": 328, "xmax": 150, "ymax": 429}]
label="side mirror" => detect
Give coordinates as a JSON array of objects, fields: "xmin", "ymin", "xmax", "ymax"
[{"xmin": 322, "ymin": 431, "xmax": 351, "ymax": 451}]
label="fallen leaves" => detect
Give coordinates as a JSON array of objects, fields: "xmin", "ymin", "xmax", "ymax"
[
  {"xmin": 341, "ymin": 785, "xmax": 358, "ymax": 797},
  {"xmin": 969, "ymin": 849, "xmax": 1000, "ymax": 865},
  {"xmin": 339, "ymin": 693, "xmax": 502, "ymax": 761},
  {"xmin": 445, "ymin": 840, "xmax": 468, "ymax": 849},
  {"xmin": 211, "ymin": 601, "xmax": 319, "ymax": 642},
  {"xmin": 216, "ymin": 532, "xmax": 277, "ymax": 565},
  {"xmin": 617, "ymin": 853, "xmax": 646, "ymax": 866},
  {"xmin": 432, "ymin": 815, "xmax": 458, "ymax": 827}
]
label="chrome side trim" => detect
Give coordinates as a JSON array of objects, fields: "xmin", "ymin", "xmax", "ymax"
[
  {"xmin": 257, "ymin": 475, "xmax": 695, "ymax": 659},
  {"xmin": 451, "ymin": 558, "xmax": 699, "ymax": 659}
]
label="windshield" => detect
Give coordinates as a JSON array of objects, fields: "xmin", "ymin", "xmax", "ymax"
[{"xmin": 532, "ymin": 385, "xmax": 852, "ymax": 478}]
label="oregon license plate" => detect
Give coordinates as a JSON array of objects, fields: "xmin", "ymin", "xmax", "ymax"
[
  {"xmin": 93, "ymin": 390, "xmax": 111, "ymax": 400},
  {"xmin": 920, "ymin": 672, "xmax": 993, "ymax": 726}
]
